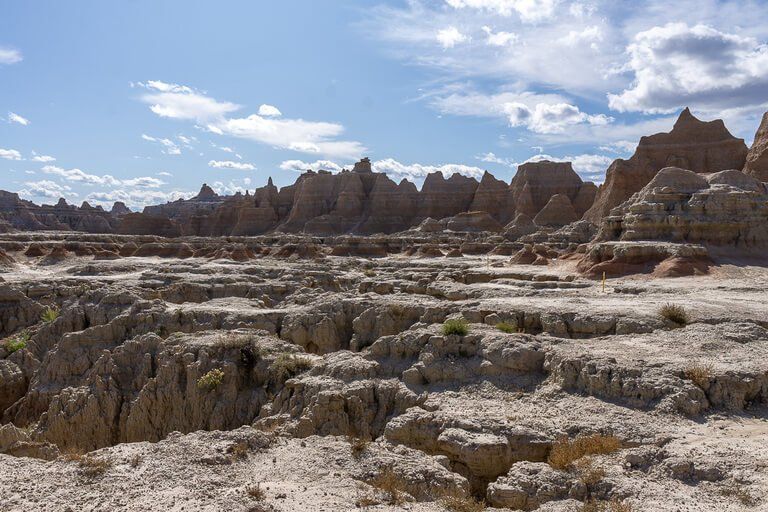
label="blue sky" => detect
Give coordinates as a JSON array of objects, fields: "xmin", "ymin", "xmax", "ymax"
[{"xmin": 2, "ymin": 0, "xmax": 768, "ymax": 208}]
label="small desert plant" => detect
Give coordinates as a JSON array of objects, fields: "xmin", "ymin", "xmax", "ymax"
[
  {"xmin": 495, "ymin": 322, "xmax": 517, "ymax": 334},
  {"xmin": 574, "ymin": 457, "xmax": 606, "ymax": 487},
  {"xmin": 684, "ymin": 363, "xmax": 714, "ymax": 389},
  {"xmin": 197, "ymin": 368, "xmax": 225, "ymax": 391},
  {"xmin": 369, "ymin": 466, "xmax": 408, "ymax": 506},
  {"xmin": 347, "ymin": 434, "xmax": 370, "ymax": 459},
  {"xmin": 548, "ymin": 434, "xmax": 621, "ymax": 470},
  {"xmin": 68, "ymin": 454, "xmax": 113, "ymax": 479},
  {"xmin": 128, "ymin": 454, "xmax": 142, "ymax": 468},
  {"xmin": 228, "ymin": 441, "xmax": 250, "ymax": 461},
  {"xmin": 442, "ymin": 318, "xmax": 469, "ymax": 336},
  {"xmin": 363, "ymin": 269, "xmax": 376, "ymax": 277},
  {"xmin": 4, "ymin": 330, "xmax": 30, "ymax": 353},
  {"xmin": 580, "ymin": 498, "xmax": 633, "ymax": 512},
  {"xmin": 439, "ymin": 490, "xmax": 486, "ymax": 512},
  {"xmin": 247, "ymin": 483, "xmax": 266, "ymax": 501},
  {"xmin": 270, "ymin": 353, "xmax": 313, "ymax": 383},
  {"xmin": 658, "ymin": 303, "xmax": 689, "ymax": 325},
  {"xmin": 41, "ymin": 306, "xmax": 60, "ymax": 324}
]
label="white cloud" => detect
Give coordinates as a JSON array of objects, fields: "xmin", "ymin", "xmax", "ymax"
[
  {"xmin": 31, "ymin": 155, "xmax": 56, "ymax": 163},
  {"xmin": 561, "ymin": 25, "xmax": 603, "ymax": 47},
  {"xmin": 0, "ymin": 148, "xmax": 22, "ymax": 160},
  {"xmin": 599, "ymin": 140, "xmax": 637, "ymax": 154},
  {"xmin": 136, "ymin": 80, "xmax": 240, "ymax": 121},
  {"xmin": 18, "ymin": 180, "xmax": 76, "ymax": 199},
  {"xmin": 137, "ymin": 80, "xmax": 365, "ymax": 159},
  {"xmin": 8, "ymin": 112, "xmax": 30, "ymax": 126},
  {"xmin": 608, "ymin": 23, "xmax": 768, "ymax": 113},
  {"xmin": 41, "ymin": 165, "xmax": 165, "ymax": 188},
  {"xmin": 208, "ymin": 160, "xmax": 256, "ymax": 171},
  {"xmin": 477, "ymin": 151, "xmax": 612, "ymax": 181},
  {"xmin": 141, "ymin": 134, "xmax": 181, "ymax": 155},
  {"xmin": 278, "ymin": 157, "xmax": 486, "ymax": 184},
  {"xmin": 279, "ymin": 159, "xmax": 348, "ymax": 173},
  {"xmin": 86, "ymin": 189, "xmax": 194, "ymax": 209},
  {"xmin": 503, "ymin": 102, "xmax": 612, "ymax": 133},
  {"xmin": 157, "ymin": 171, "xmax": 173, "ymax": 177},
  {"xmin": 0, "ymin": 47, "xmax": 22, "ymax": 65},
  {"xmin": 481, "ymin": 26, "xmax": 518, "ymax": 47},
  {"xmin": 436, "ymin": 26, "xmax": 468, "ymax": 49},
  {"xmin": 258, "ymin": 104, "xmax": 282, "ymax": 117},
  {"xmin": 445, "ymin": 0, "xmax": 559, "ymax": 23}
]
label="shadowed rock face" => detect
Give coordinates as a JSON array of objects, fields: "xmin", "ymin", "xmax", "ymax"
[
  {"xmin": 584, "ymin": 108, "xmax": 749, "ymax": 222},
  {"xmin": 0, "ymin": 191, "xmax": 120, "ymax": 234},
  {"xmin": 744, "ymin": 112, "xmax": 768, "ymax": 182}
]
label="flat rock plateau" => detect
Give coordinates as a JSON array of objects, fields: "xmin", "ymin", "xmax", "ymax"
[{"xmin": 0, "ymin": 108, "xmax": 767, "ymax": 512}]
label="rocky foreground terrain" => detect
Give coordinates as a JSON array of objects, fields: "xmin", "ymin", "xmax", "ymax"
[
  {"xmin": 0, "ymin": 107, "xmax": 767, "ymax": 511},
  {"xmin": 0, "ymin": 231, "xmax": 766, "ymax": 511}
]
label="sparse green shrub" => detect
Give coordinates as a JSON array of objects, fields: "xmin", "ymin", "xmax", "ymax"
[
  {"xmin": 41, "ymin": 306, "xmax": 60, "ymax": 324},
  {"xmin": 197, "ymin": 368, "xmax": 225, "ymax": 391},
  {"xmin": 442, "ymin": 318, "xmax": 468, "ymax": 336},
  {"xmin": 4, "ymin": 330, "xmax": 30, "ymax": 353},
  {"xmin": 270, "ymin": 353, "xmax": 313, "ymax": 383},
  {"xmin": 658, "ymin": 303, "xmax": 689, "ymax": 325},
  {"xmin": 548, "ymin": 434, "xmax": 621, "ymax": 470},
  {"xmin": 495, "ymin": 322, "xmax": 517, "ymax": 334}
]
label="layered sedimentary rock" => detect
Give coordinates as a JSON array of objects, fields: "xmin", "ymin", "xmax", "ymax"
[
  {"xmin": 509, "ymin": 161, "xmax": 596, "ymax": 219},
  {"xmin": 584, "ymin": 109, "xmax": 749, "ymax": 222},
  {"xmin": 0, "ymin": 192, "xmax": 120, "ymax": 233},
  {"xmin": 596, "ymin": 167, "xmax": 768, "ymax": 247},
  {"xmin": 744, "ymin": 112, "xmax": 768, "ymax": 181}
]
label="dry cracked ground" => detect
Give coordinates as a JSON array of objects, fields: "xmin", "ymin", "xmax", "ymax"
[{"xmin": 1, "ymin": 235, "xmax": 767, "ymax": 512}]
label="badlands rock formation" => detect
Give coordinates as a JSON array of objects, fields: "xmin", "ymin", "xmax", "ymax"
[
  {"xmin": 584, "ymin": 109, "xmax": 750, "ymax": 222},
  {"xmin": 0, "ymin": 192, "xmax": 123, "ymax": 234},
  {"xmin": 0, "ymin": 232, "xmax": 767, "ymax": 511},
  {"xmin": 744, "ymin": 111, "xmax": 768, "ymax": 181}
]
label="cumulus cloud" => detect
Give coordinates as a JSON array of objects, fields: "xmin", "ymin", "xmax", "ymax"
[
  {"xmin": 7, "ymin": 112, "xmax": 30, "ymax": 126},
  {"xmin": 18, "ymin": 180, "xmax": 76, "ymax": 199},
  {"xmin": 0, "ymin": 47, "xmax": 22, "ymax": 65},
  {"xmin": 141, "ymin": 133, "xmax": 182, "ymax": 155},
  {"xmin": 278, "ymin": 158, "xmax": 486, "ymax": 184},
  {"xmin": 503, "ymin": 102, "xmax": 612, "ymax": 133},
  {"xmin": 85, "ymin": 189, "xmax": 194, "ymax": 209},
  {"xmin": 608, "ymin": 23, "xmax": 768, "ymax": 113},
  {"xmin": 0, "ymin": 148, "xmax": 22, "ymax": 160},
  {"xmin": 41, "ymin": 165, "xmax": 165, "ymax": 188},
  {"xmin": 599, "ymin": 140, "xmax": 637, "ymax": 154},
  {"xmin": 436, "ymin": 26, "xmax": 468, "ymax": 48},
  {"xmin": 135, "ymin": 80, "xmax": 240, "ymax": 121},
  {"xmin": 137, "ymin": 80, "xmax": 365, "ymax": 159},
  {"xmin": 31, "ymin": 154, "xmax": 56, "ymax": 162},
  {"xmin": 481, "ymin": 26, "xmax": 518, "ymax": 46},
  {"xmin": 444, "ymin": 0, "xmax": 559, "ymax": 23},
  {"xmin": 431, "ymin": 89, "xmax": 612, "ymax": 134},
  {"xmin": 208, "ymin": 160, "xmax": 256, "ymax": 171},
  {"xmin": 279, "ymin": 159, "xmax": 348, "ymax": 173},
  {"xmin": 258, "ymin": 104, "xmax": 282, "ymax": 117}
]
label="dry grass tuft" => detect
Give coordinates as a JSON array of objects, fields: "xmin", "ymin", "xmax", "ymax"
[
  {"xmin": 658, "ymin": 303, "xmax": 689, "ymax": 325},
  {"xmin": 270, "ymin": 353, "xmax": 313, "ymax": 383},
  {"xmin": 439, "ymin": 491, "xmax": 486, "ymax": 512},
  {"xmin": 442, "ymin": 318, "xmax": 469, "ymax": 336},
  {"xmin": 369, "ymin": 466, "xmax": 408, "ymax": 506},
  {"xmin": 548, "ymin": 434, "xmax": 621, "ymax": 470},
  {"xmin": 66, "ymin": 452, "xmax": 113, "ymax": 479},
  {"xmin": 128, "ymin": 454, "xmax": 142, "ymax": 468},
  {"xmin": 228, "ymin": 441, "xmax": 250, "ymax": 461},
  {"xmin": 720, "ymin": 482, "xmax": 758, "ymax": 507},
  {"xmin": 246, "ymin": 483, "xmax": 266, "ymax": 501},
  {"xmin": 580, "ymin": 498, "xmax": 634, "ymax": 512},
  {"xmin": 684, "ymin": 363, "xmax": 714, "ymax": 389},
  {"xmin": 574, "ymin": 457, "xmax": 606, "ymax": 487},
  {"xmin": 347, "ymin": 435, "xmax": 370, "ymax": 459}
]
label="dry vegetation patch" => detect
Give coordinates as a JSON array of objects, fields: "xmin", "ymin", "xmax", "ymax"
[
  {"xmin": 369, "ymin": 466, "xmax": 409, "ymax": 506},
  {"xmin": 548, "ymin": 434, "xmax": 621, "ymax": 470},
  {"xmin": 658, "ymin": 303, "xmax": 689, "ymax": 325},
  {"xmin": 439, "ymin": 491, "xmax": 486, "ymax": 512},
  {"xmin": 684, "ymin": 363, "xmax": 714, "ymax": 389}
]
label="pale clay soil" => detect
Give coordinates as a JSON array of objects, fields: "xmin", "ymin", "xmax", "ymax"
[{"xmin": 0, "ymin": 240, "xmax": 766, "ymax": 512}]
